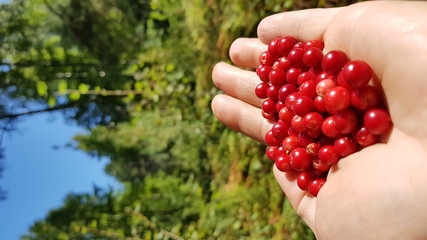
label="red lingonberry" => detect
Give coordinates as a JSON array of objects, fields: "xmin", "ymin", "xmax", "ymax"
[
  {"xmin": 283, "ymin": 135, "xmax": 300, "ymax": 152},
  {"xmin": 297, "ymin": 71, "xmax": 317, "ymax": 85},
  {"xmin": 279, "ymin": 107, "xmax": 295, "ymax": 124},
  {"xmin": 266, "ymin": 146, "xmax": 278, "ymax": 161},
  {"xmin": 354, "ymin": 126, "xmax": 379, "ymax": 147},
  {"xmin": 314, "ymin": 96, "xmax": 328, "ymax": 112},
  {"xmin": 364, "ymin": 108, "xmax": 392, "ymax": 135},
  {"xmin": 262, "ymin": 111, "xmax": 275, "ymax": 122},
  {"xmin": 271, "ymin": 121, "xmax": 289, "ymax": 139},
  {"xmin": 255, "ymin": 82, "xmax": 269, "ymax": 99},
  {"xmin": 267, "ymin": 85, "xmax": 280, "ymax": 102},
  {"xmin": 265, "ymin": 130, "xmax": 282, "ymax": 146},
  {"xmin": 322, "ymin": 116, "xmax": 341, "ymax": 138},
  {"xmin": 288, "ymin": 126, "xmax": 300, "ymax": 137},
  {"xmin": 268, "ymin": 38, "xmax": 281, "ymax": 58},
  {"xmin": 316, "ymin": 79, "xmax": 337, "ymax": 97},
  {"xmin": 291, "ymin": 115, "xmax": 306, "ymax": 132},
  {"xmin": 322, "ymin": 50, "xmax": 349, "ymax": 74},
  {"xmin": 262, "ymin": 99, "xmax": 276, "ymax": 114},
  {"xmin": 334, "ymin": 136, "xmax": 358, "ymax": 157},
  {"xmin": 276, "ymin": 101, "xmax": 286, "ymax": 112},
  {"xmin": 288, "ymin": 48, "xmax": 305, "ymax": 68},
  {"xmin": 299, "ymin": 80, "xmax": 317, "ymax": 99},
  {"xmin": 269, "ymin": 69, "xmax": 287, "ymax": 86},
  {"xmin": 306, "ymin": 142, "xmax": 320, "ymax": 156},
  {"xmin": 297, "ymin": 172, "xmax": 311, "ymax": 191},
  {"xmin": 325, "ymin": 86, "xmax": 351, "ymax": 113},
  {"xmin": 257, "ymin": 65, "xmax": 272, "ymax": 83},
  {"xmin": 273, "ymin": 57, "xmax": 292, "ymax": 71},
  {"xmin": 334, "ymin": 108, "xmax": 358, "ymax": 134},
  {"xmin": 290, "ymin": 148, "xmax": 312, "ymax": 171},
  {"xmin": 259, "ymin": 51, "xmax": 275, "ymax": 66},
  {"xmin": 278, "ymin": 84, "xmax": 298, "ymax": 102},
  {"xmin": 351, "ymin": 85, "xmax": 381, "ymax": 111},
  {"xmin": 303, "ymin": 47, "xmax": 323, "ymax": 67},
  {"xmin": 285, "ymin": 92, "xmax": 300, "ymax": 111},
  {"xmin": 293, "ymin": 42, "xmax": 305, "ymax": 49},
  {"xmin": 317, "ymin": 71, "xmax": 337, "ymax": 82},
  {"xmin": 303, "ymin": 112, "xmax": 324, "ymax": 133},
  {"xmin": 308, "ymin": 178, "xmax": 326, "ymax": 197},
  {"xmin": 313, "ymin": 157, "xmax": 331, "ymax": 172},
  {"xmin": 278, "ymin": 36, "xmax": 297, "ymax": 56},
  {"xmin": 276, "ymin": 154, "xmax": 293, "ymax": 172},
  {"xmin": 304, "ymin": 39, "xmax": 325, "ymax": 51},
  {"xmin": 293, "ymin": 95, "xmax": 314, "ymax": 116},
  {"xmin": 286, "ymin": 67, "xmax": 302, "ymax": 85},
  {"xmin": 342, "ymin": 60, "xmax": 372, "ymax": 88},
  {"xmin": 318, "ymin": 145, "xmax": 340, "ymax": 165},
  {"xmin": 337, "ymin": 70, "xmax": 352, "ymax": 89},
  {"xmin": 276, "ymin": 146, "xmax": 286, "ymax": 156}
]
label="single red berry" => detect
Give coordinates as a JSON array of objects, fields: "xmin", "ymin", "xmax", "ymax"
[
  {"xmin": 317, "ymin": 71, "xmax": 336, "ymax": 82},
  {"xmin": 322, "ymin": 116, "xmax": 341, "ymax": 138},
  {"xmin": 293, "ymin": 41, "xmax": 305, "ymax": 49},
  {"xmin": 286, "ymin": 67, "xmax": 302, "ymax": 85},
  {"xmin": 342, "ymin": 60, "xmax": 372, "ymax": 88},
  {"xmin": 276, "ymin": 146, "xmax": 286, "ymax": 156},
  {"xmin": 291, "ymin": 115, "xmax": 306, "ymax": 132},
  {"xmin": 268, "ymin": 38, "xmax": 281, "ymax": 58},
  {"xmin": 337, "ymin": 70, "xmax": 352, "ymax": 89},
  {"xmin": 271, "ymin": 121, "xmax": 289, "ymax": 139},
  {"xmin": 262, "ymin": 99, "xmax": 276, "ymax": 114},
  {"xmin": 266, "ymin": 146, "xmax": 278, "ymax": 161},
  {"xmin": 314, "ymin": 96, "xmax": 328, "ymax": 112},
  {"xmin": 297, "ymin": 71, "xmax": 317, "ymax": 85},
  {"xmin": 257, "ymin": 65, "xmax": 272, "ymax": 83},
  {"xmin": 297, "ymin": 172, "xmax": 311, "ymax": 191},
  {"xmin": 322, "ymin": 50, "xmax": 349, "ymax": 74},
  {"xmin": 364, "ymin": 108, "xmax": 392, "ymax": 135},
  {"xmin": 279, "ymin": 107, "xmax": 295, "ymax": 124},
  {"xmin": 313, "ymin": 157, "xmax": 331, "ymax": 172},
  {"xmin": 334, "ymin": 108, "xmax": 358, "ymax": 134},
  {"xmin": 262, "ymin": 111, "xmax": 278, "ymax": 123},
  {"xmin": 293, "ymin": 95, "xmax": 314, "ymax": 116},
  {"xmin": 288, "ymin": 48, "xmax": 305, "ymax": 68},
  {"xmin": 255, "ymin": 82, "xmax": 269, "ymax": 99},
  {"xmin": 354, "ymin": 126, "xmax": 379, "ymax": 147},
  {"xmin": 303, "ymin": 112, "xmax": 324, "ymax": 133},
  {"xmin": 278, "ymin": 36, "xmax": 297, "ymax": 56},
  {"xmin": 299, "ymin": 80, "xmax": 317, "ymax": 99},
  {"xmin": 308, "ymin": 178, "xmax": 326, "ymax": 197},
  {"xmin": 318, "ymin": 145, "xmax": 340, "ymax": 165},
  {"xmin": 325, "ymin": 86, "xmax": 351, "ymax": 113},
  {"xmin": 285, "ymin": 92, "xmax": 300, "ymax": 111},
  {"xmin": 278, "ymin": 84, "xmax": 298, "ymax": 102},
  {"xmin": 269, "ymin": 69, "xmax": 287, "ymax": 86},
  {"xmin": 276, "ymin": 154, "xmax": 293, "ymax": 172},
  {"xmin": 259, "ymin": 51, "xmax": 275, "ymax": 66},
  {"xmin": 290, "ymin": 148, "xmax": 312, "ymax": 171},
  {"xmin": 334, "ymin": 136, "xmax": 358, "ymax": 157},
  {"xmin": 316, "ymin": 79, "xmax": 337, "ymax": 97},
  {"xmin": 288, "ymin": 126, "xmax": 300, "ymax": 137},
  {"xmin": 265, "ymin": 130, "xmax": 282, "ymax": 146},
  {"xmin": 267, "ymin": 85, "xmax": 280, "ymax": 102},
  {"xmin": 276, "ymin": 101, "xmax": 286, "ymax": 112},
  {"xmin": 273, "ymin": 57, "xmax": 292, "ymax": 71},
  {"xmin": 306, "ymin": 142, "xmax": 320, "ymax": 156},
  {"xmin": 304, "ymin": 39, "xmax": 325, "ymax": 51},
  {"xmin": 283, "ymin": 135, "xmax": 300, "ymax": 152},
  {"xmin": 307, "ymin": 129, "xmax": 322, "ymax": 138},
  {"xmin": 351, "ymin": 85, "xmax": 381, "ymax": 111},
  {"xmin": 303, "ymin": 47, "xmax": 323, "ymax": 67}
]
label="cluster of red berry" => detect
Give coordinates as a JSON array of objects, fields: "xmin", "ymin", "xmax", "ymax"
[{"xmin": 256, "ymin": 36, "xmax": 392, "ymax": 197}]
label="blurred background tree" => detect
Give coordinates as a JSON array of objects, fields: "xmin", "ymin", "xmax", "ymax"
[{"xmin": 0, "ymin": 0, "xmax": 358, "ymax": 239}]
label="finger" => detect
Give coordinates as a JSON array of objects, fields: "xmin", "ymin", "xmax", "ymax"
[
  {"xmin": 211, "ymin": 94, "xmax": 271, "ymax": 144},
  {"xmin": 212, "ymin": 62, "xmax": 263, "ymax": 108},
  {"xmin": 229, "ymin": 38, "xmax": 267, "ymax": 68},
  {"xmin": 257, "ymin": 7, "xmax": 342, "ymax": 44},
  {"xmin": 273, "ymin": 166, "xmax": 317, "ymax": 230}
]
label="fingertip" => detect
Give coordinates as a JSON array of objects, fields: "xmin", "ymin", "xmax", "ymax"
[
  {"xmin": 229, "ymin": 38, "xmax": 246, "ymax": 65},
  {"xmin": 211, "ymin": 94, "xmax": 226, "ymax": 118},
  {"xmin": 257, "ymin": 13, "xmax": 283, "ymax": 44}
]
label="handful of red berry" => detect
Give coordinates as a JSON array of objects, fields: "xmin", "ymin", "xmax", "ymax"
[{"xmin": 256, "ymin": 36, "xmax": 392, "ymax": 197}]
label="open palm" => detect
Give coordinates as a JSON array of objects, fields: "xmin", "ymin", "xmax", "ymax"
[{"xmin": 212, "ymin": 1, "xmax": 427, "ymax": 239}]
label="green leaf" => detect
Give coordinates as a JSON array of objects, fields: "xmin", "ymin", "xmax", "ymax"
[
  {"xmin": 78, "ymin": 83, "xmax": 90, "ymax": 94},
  {"xmin": 57, "ymin": 80, "xmax": 68, "ymax": 95},
  {"xmin": 48, "ymin": 96, "xmax": 56, "ymax": 107},
  {"xmin": 68, "ymin": 92, "xmax": 81, "ymax": 101},
  {"xmin": 36, "ymin": 81, "xmax": 48, "ymax": 97},
  {"xmin": 134, "ymin": 82, "xmax": 143, "ymax": 91}
]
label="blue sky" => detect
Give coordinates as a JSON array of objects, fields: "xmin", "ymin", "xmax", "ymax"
[{"xmin": 0, "ymin": 112, "xmax": 122, "ymax": 240}]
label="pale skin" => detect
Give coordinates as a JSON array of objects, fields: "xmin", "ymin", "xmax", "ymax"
[{"xmin": 211, "ymin": 1, "xmax": 427, "ymax": 239}]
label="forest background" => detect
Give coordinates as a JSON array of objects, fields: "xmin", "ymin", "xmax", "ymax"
[{"xmin": 0, "ymin": 0, "xmax": 356, "ymax": 239}]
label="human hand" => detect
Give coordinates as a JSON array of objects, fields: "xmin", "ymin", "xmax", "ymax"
[{"xmin": 211, "ymin": 1, "xmax": 427, "ymax": 239}]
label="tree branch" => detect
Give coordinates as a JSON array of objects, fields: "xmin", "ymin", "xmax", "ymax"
[{"xmin": 0, "ymin": 102, "xmax": 75, "ymax": 120}]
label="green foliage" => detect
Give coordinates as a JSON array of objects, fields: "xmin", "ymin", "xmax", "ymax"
[{"xmin": 0, "ymin": 0, "xmax": 359, "ymax": 238}]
